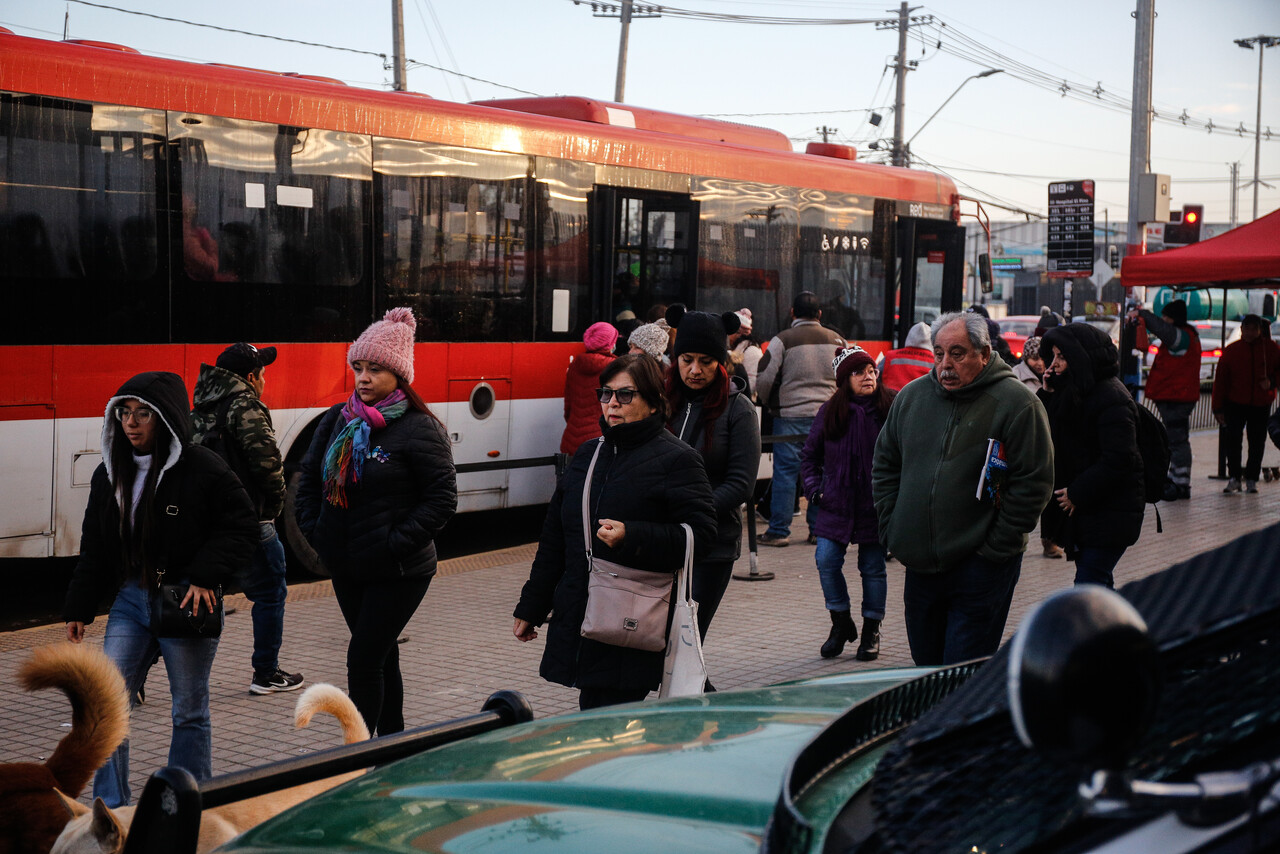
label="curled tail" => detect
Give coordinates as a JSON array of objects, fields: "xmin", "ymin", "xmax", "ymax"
[
  {"xmin": 294, "ymin": 684, "xmax": 370, "ymax": 744},
  {"xmin": 18, "ymin": 644, "xmax": 129, "ymax": 798}
]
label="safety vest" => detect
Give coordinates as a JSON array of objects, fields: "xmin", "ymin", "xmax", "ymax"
[
  {"xmin": 880, "ymin": 347, "xmax": 934, "ymax": 391},
  {"xmin": 1145, "ymin": 325, "xmax": 1201, "ymax": 403}
]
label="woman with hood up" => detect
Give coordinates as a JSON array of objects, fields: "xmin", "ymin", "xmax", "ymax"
[
  {"xmin": 1038, "ymin": 323, "xmax": 1145, "ymax": 588},
  {"xmin": 64, "ymin": 371, "xmax": 257, "ymax": 807}
]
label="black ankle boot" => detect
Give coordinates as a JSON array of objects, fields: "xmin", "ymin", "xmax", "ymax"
[
  {"xmin": 855, "ymin": 618, "xmax": 881, "ymax": 661},
  {"xmin": 820, "ymin": 609, "xmax": 857, "ymax": 659}
]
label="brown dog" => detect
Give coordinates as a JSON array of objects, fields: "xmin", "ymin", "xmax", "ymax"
[
  {"xmin": 53, "ymin": 683, "xmax": 369, "ymax": 854},
  {"xmin": 0, "ymin": 644, "xmax": 129, "ymax": 854}
]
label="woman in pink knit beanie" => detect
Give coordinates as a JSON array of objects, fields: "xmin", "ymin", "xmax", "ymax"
[
  {"xmin": 561, "ymin": 322, "xmax": 619, "ymax": 453},
  {"xmin": 295, "ymin": 307, "xmax": 457, "ymax": 734}
]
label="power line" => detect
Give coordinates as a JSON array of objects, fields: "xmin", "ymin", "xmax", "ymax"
[{"xmin": 62, "ymin": 0, "xmax": 540, "ymax": 96}]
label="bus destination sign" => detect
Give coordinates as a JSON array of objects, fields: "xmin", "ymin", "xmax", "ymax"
[{"xmin": 1047, "ymin": 180, "xmax": 1094, "ymax": 278}]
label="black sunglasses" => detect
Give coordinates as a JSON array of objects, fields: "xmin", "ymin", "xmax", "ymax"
[{"xmin": 596, "ymin": 387, "xmax": 638, "ymax": 404}]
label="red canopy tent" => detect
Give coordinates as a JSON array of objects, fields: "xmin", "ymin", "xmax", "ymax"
[{"xmin": 1120, "ymin": 207, "xmax": 1280, "ymax": 288}]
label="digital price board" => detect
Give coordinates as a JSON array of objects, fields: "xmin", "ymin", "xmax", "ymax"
[{"xmin": 1047, "ymin": 180, "xmax": 1095, "ymax": 278}]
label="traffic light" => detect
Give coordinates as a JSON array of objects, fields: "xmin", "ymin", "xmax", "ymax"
[{"xmin": 1165, "ymin": 205, "xmax": 1204, "ymax": 245}]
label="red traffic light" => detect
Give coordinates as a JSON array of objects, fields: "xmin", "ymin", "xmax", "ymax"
[{"xmin": 1183, "ymin": 209, "xmax": 1199, "ymax": 225}]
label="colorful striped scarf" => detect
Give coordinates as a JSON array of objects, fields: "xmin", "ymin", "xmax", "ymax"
[{"xmin": 322, "ymin": 389, "xmax": 409, "ymax": 507}]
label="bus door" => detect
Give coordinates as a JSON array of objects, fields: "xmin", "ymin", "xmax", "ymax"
[
  {"xmin": 590, "ymin": 188, "xmax": 698, "ymax": 321},
  {"xmin": 894, "ymin": 217, "xmax": 965, "ymax": 346}
]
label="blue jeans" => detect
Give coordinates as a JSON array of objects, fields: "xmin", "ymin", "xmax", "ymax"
[
  {"xmin": 1073, "ymin": 546, "xmax": 1126, "ymax": 588},
  {"xmin": 94, "ymin": 582, "xmax": 219, "ymax": 807},
  {"xmin": 815, "ymin": 538, "xmax": 886, "ymax": 620},
  {"xmin": 239, "ymin": 522, "xmax": 288, "ymax": 676},
  {"xmin": 767, "ymin": 416, "xmax": 815, "ymax": 538},
  {"xmin": 902, "ymin": 552, "xmax": 1022, "ymax": 666}
]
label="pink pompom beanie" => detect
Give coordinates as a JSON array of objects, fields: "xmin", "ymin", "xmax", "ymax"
[
  {"xmin": 583, "ymin": 321, "xmax": 619, "ymax": 353},
  {"xmin": 349, "ymin": 307, "xmax": 417, "ymax": 383}
]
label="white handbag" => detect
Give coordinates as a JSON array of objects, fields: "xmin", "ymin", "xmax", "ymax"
[{"xmin": 659, "ymin": 523, "xmax": 708, "ymax": 698}]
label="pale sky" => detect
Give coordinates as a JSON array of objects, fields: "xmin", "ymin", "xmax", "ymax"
[{"xmin": 5, "ymin": 0, "xmax": 1277, "ymax": 225}]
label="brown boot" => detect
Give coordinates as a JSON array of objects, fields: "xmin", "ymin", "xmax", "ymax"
[{"xmin": 1041, "ymin": 537, "xmax": 1065, "ymax": 559}]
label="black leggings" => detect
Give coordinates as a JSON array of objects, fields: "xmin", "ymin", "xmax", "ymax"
[{"xmin": 330, "ymin": 573, "xmax": 431, "ymax": 736}]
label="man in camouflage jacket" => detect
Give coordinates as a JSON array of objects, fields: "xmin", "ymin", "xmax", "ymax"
[{"xmin": 191, "ymin": 343, "xmax": 304, "ymax": 694}]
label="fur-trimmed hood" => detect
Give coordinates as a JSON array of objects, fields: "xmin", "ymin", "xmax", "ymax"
[{"xmin": 101, "ymin": 371, "xmax": 191, "ymax": 487}]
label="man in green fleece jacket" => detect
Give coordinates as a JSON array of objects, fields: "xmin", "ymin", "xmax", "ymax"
[{"xmin": 872, "ymin": 311, "xmax": 1053, "ymax": 666}]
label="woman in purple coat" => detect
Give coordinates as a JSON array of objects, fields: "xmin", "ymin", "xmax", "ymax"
[{"xmin": 800, "ymin": 347, "xmax": 895, "ymax": 661}]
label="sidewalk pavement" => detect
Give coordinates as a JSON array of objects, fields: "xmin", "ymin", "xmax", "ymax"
[{"xmin": 3, "ymin": 429, "xmax": 1276, "ymax": 803}]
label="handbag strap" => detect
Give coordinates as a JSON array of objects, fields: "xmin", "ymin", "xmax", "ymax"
[
  {"xmin": 677, "ymin": 523, "xmax": 694, "ymax": 604},
  {"xmin": 581, "ymin": 439, "xmax": 604, "ymax": 559}
]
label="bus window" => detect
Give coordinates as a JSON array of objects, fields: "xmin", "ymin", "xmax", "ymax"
[
  {"xmin": 799, "ymin": 189, "xmax": 884, "ymax": 343},
  {"xmin": 0, "ymin": 95, "xmax": 166, "ymax": 344},
  {"xmin": 170, "ymin": 114, "xmax": 372, "ymax": 343},
  {"xmin": 693, "ymin": 178, "xmax": 798, "ymax": 340},
  {"xmin": 376, "ymin": 141, "xmax": 531, "ymax": 342},
  {"xmin": 533, "ymin": 157, "xmax": 592, "ymax": 340}
]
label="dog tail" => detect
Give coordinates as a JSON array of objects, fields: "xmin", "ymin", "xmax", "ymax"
[
  {"xmin": 294, "ymin": 684, "xmax": 370, "ymax": 744},
  {"xmin": 18, "ymin": 644, "xmax": 129, "ymax": 798}
]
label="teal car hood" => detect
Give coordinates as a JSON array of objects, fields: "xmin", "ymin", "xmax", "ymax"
[{"xmin": 221, "ymin": 669, "xmax": 927, "ymax": 854}]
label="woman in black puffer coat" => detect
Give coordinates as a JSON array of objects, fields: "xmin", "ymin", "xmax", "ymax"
[
  {"xmin": 664, "ymin": 305, "xmax": 761, "ymax": 642},
  {"xmin": 296, "ymin": 308, "xmax": 456, "ymax": 734},
  {"xmin": 514, "ymin": 354, "xmax": 716, "ymax": 710},
  {"xmin": 1038, "ymin": 322, "xmax": 1145, "ymax": 588}
]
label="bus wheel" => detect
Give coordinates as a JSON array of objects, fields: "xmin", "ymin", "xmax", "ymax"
[{"xmin": 282, "ymin": 468, "xmax": 327, "ymax": 578}]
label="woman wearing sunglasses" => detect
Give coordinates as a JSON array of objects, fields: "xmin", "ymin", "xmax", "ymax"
[
  {"xmin": 663, "ymin": 305, "xmax": 761, "ymax": 646},
  {"xmin": 63, "ymin": 371, "xmax": 257, "ymax": 807},
  {"xmin": 514, "ymin": 354, "xmax": 716, "ymax": 710}
]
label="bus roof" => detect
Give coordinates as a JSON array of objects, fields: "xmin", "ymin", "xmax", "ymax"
[{"xmin": 0, "ymin": 32, "xmax": 957, "ymax": 210}]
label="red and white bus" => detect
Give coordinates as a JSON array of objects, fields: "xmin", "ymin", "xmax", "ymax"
[{"xmin": 0, "ymin": 31, "xmax": 965, "ymax": 563}]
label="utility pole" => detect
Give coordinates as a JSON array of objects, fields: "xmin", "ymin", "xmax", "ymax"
[
  {"xmin": 1125, "ymin": 0, "xmax": 1155, "ymax": 258},
  {"xmin": 1235, "ymin": 36, "xmax": 1279, "ymax": 221},
  {"xmin": 817, "ymin": 126, "xmax": 837, "ymax": 143},
  {"xmin": 891, "ymin": 2, "xmax": 913, "ymax": 167},
  {"xmin": 575, "ymin": 1, "xmax": 663, "ymax": 103},
  {"xmin": 391, "ymin": 0, "xmax": 407, "ymax": 91},
  {"xmin": 1229, "ymin": 162, "xmax": 1240, "ymax": 228}
]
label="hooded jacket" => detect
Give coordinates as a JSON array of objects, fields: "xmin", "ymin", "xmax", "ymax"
[
  {"xmin": 514, "ymin": 413, "xmax": 715, "ymax": 692},
  {"xmin": 667, "ymin": 374, "xmax": 761, "ymax": 562},
  {"xmin": 191, "ymin": 362, "xmax": 286, "ymax": 520},
  {"xmin": 872, "ymin": 355, "xmax": 1054, "ymax": 573},
  {"xmin": 64, "ymin": 371, "xmax": 258, "ymax": 624},
  {"xmin": 561, "ymin": 349, "xmax": 616, "ymax": 453},
  {"xmin": 1039, "ymin": 324, "xmax": 1145, "ymax": 552}
]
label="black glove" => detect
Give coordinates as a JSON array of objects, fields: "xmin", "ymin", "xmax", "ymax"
[{"xmin": 809, "ymin": 492, "xmax": 823, "ymax": 508}]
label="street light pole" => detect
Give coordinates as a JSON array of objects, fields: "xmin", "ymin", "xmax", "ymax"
[
  {"xmin": 904, "ymin": 68, "xmax": 1004, "ymax": 163},
  {"xmin": 1235, "ymin": 36, "xmax": 1279, "ymax": 222}
]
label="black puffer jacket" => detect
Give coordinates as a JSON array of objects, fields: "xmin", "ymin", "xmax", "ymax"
[
  {"xmin": 514, "ymin": 413, "xmax": 716, "ymax": 692},
  {"xmin": 1039, "ymin": 324, "xmax": 1145, "ymax": 552},
  {"xmin": 64, "ymin": 371, "xmax": 257, "ymax": 624},
  {"xmin": 295, "ymin": 404, "xmax": 457, "ymax": 580},
  {"xmin": 667, "ymin": 375, "xmax": 761, "ymax": 561}
]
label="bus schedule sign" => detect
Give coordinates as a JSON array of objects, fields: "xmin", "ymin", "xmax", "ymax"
[{"xmin": 1047, "ymin": 180, "xmax": 1094, "ymax": 278}]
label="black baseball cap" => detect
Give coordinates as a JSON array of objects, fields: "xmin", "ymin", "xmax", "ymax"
[{"xmin": 216, "ymin": 342, "xmax": 277, "ymax": 378}]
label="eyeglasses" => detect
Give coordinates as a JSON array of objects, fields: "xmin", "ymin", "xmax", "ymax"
[
  {"xmin": 114, "ymin": 405, "xmax": 155, "ymax": 424},
  {"xmin": 596, "ymin": 387, "xmax": 638, "ymax": 405}
]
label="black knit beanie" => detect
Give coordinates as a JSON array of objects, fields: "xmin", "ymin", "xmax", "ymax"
[
  {"xmin": 1162, "ymin": 299, "xmax": 1188, "ymax": 326},
  {"xmin": 667, "ymin": 304, "xmax": 740, "ymax": 364}
]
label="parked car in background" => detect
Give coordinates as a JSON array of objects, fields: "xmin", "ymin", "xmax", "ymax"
[
  {"xmin": 119, "ymin": 525, "xmax": 1280, "ymax": 854},
  {"xmin": 1142, "ymin": 319, "xmax": 1241, "ymax": 383},
  {"xmin": 996, "ymin": 315, "xmax": 1041, "ymax": 360},
  {"xmin": 1080, "ymin": 314, "xmax": 1121, "ymax": 349}
]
